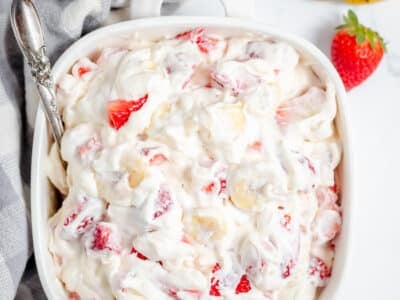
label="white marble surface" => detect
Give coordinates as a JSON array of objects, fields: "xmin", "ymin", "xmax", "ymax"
[{"xmin": 162, "ymin": 1, "xmax": 400, "ymax": 299}]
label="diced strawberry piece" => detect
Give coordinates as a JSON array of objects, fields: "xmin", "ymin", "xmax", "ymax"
[
  {"xmin": 197, "ymin": 36, "xmax": 219, "ymax": 54},
  {"xmin": 175, "ymin": 28, "xmax": 218, "ymax": 54},
  {"xmin": 77, "ymin": 67, "xmax": 91, "ymax": 77},
  {"xmin": 212, "ymin": 263, "xmax": 221, "ymax": 273},
  {"xmin": 235, "ymin": 274, "xmax": 251, "ymax": 294},
  {"xmin": 130, "ymin": 246, "xmax": 148, "ymax": 260},
  {"xmin": 175, "ymin": 27, "xmax": 205, "ymax": 40},
  {"xmin": 64, "ymin": 212, "xmax": 78, "ymax": 226},
  {"xmin": 218, "ymin": 178, "xmax": 227, "ymax": 195},
  {"xmin": 181, "ymin": 235, "xmax": 191, "ymax": 244},
  {"xmin": 209, "ymin": 263, "xmax": 222, "ymax": 296},
  {"xmin": 153, "ymin": 186, "xmax": 173, "ymax": 219},
  {"xmin": 76, "ymin": 216, "xmax": 94, "ymax": 232},
  {"xmin": 91, "ymin": 223, "xmax": 120, "ymax": 252},
  {"xmin": 175, "ymin": 30, "xmax": 192, "ymax": 40},
  {"xmin": 275, "ymin": 106, "xmax": 289, "ymax": 126},
  {"xmin": 281, "ymin": 258, "xmax": 295, "ymax": 279},
  {"xmin": 281, "ymin": 214, "xmax": 291, "ymax": 229},
  {"xmin": 248, "ymin": 141, "xmax": 262, "ymax": 151},
  {"xmin": 68, "ymin": 291, "xmax": 80, "ymax": 300},
  {"xmin": 166, "ymin": 66, "xmax": 173, "ymax": 74},
  {"xmin": 329, "ymin": 240, "xmax": 336, "ymax": 250},
  {"xmin": 92, "ymin": 224, "xmax": 111, "ymax": 250},
  {"xmin": 209, "ymin": 281, "xmax": 221, "ymax": 296},
  {"xmin": 203, "ymin": 178, "xmax": 226, "ymax": 195},
  {"xmin": 203, "ymin": 182, "xmax": 215, "ymax": 193},
  {"xmin": 309, "ymin": 256, "xmax": 331, "ymax": 280},
  {"xmin": 108, "ymin": 94, "xmax": 148, "ymax": 130},
  {"xmin": 149, "ymin": 153, "xmax": 168, "ymax": 166},
  {"xmin": 332, "ymin": 172, "xmax": 340, "ymax": 194},
  {"xmin": 204, "ymin": 82, "xmax": 213, "ymax": 88},
  {"xmin": 71, "ymin": 58, "xmax": 97, "ymax": 79},
  {"xmin": 168, "ymin": 289, "xmax": 179, "ymax": 299},
  {"xmin": 63, "ymin": 198, "xmax": 87, "ymax": 226}
]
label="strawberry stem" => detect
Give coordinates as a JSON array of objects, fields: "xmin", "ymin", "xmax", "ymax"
[{"xmin": 336, "ymin": 9, "xmax": 387, "ymax": 52}]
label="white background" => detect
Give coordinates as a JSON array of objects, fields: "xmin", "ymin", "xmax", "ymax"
[{"xmin": 163, "ymin": 0, "xmax": 400, "ymax": 299}]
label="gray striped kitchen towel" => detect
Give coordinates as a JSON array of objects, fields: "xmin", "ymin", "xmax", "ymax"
[{"xmin": 0, "ymin": 1, "xmax": 130, "ymax": 298}]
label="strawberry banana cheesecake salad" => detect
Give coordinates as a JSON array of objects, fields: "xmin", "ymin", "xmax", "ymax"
[{"xmin": 47, "ymin": 28, "xmax": 342, "ymax": 300}]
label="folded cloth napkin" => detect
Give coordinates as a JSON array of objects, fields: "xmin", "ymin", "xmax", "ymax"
[{"xmin": 0, "ymin": 1, "xmax": 131, "ymax": 299}]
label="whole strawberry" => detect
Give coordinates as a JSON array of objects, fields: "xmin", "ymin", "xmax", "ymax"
[{"xmin": 331, "ymin": 10, "xmax": 386, "ymax": 90}]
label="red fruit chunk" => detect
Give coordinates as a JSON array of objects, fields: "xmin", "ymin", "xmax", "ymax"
[
  {"xmin": 64, "ymin": 212, "xmax": 78, "ymax": 226},
  {"xmin": 209, "ymin": 263, "xmax": 222, "ymax": 296},
  {"xmin": 181, "ymin": 235, "xmax": 191, "ymax": 244},
  {"xmin": 153, "ymin": 186, "xmax": 173, "ymax": 219},
  {"xmin": 76, "ymin": 216, "xmax": 94, "ymax": 232},
  {"xmin": 91, "ymin": 223, "xmax": 119, "ymax": 252},
  {"xmin": 149, "ymin": 153, "xmax": 168, "ymax": 166},
  {"xmin": 108, "ymin": 94, "xmax": 148, "ymax": 130},
  {"xmin": 68, "ymin": 291, "xmax": 80, "ymax": 300},
  {"xmin": 130, "ymin": 246, "xmax": 148, "ymax": 260},
  {"xmin": 212, "ymin": 263, "xmax": 221, "ymax": 273},
  {"xmin": 168, "ymin": 289, "xmax": 179, "ymax": 299},
  {"xmin": 309, "ymin": 256, "xmax": 331, "ymax": 280},
  {"xmin": 203, "ymin": 182, "xmax": 215, "ymax": 193},
  {"xmin": 63, "ymin": 198, "xmax": 87, "ymax": 226},
  {"xmin": 209, "ymin": 281, "xmax": 221, "ymax": 297},
  {"xmin": 175, "ymin": 27, "xmax": 204, "ymax": 40},
  {"xmin": 203, "ymin": 178, "xmax": 226, "ymax": 195},
  {"xmin": 175, "ymin": 27, "xmax": 218, "ymax": 54},
  {"xmin": 235, "ymin": 274, "xmax": 251, "ymax": 294},
  {"xmin": 248, "ymin": 141, "xmax": 262, "ymax": 151},
  {"xmin": 77, "ymin": 66, "xmax": 91, "ymax": 77},
  {"xmin": 218, "ymin": 178, "xmax": 227, "ymax": 195},
  {"xmin": 281, "ymin": 258, "xmax": 295, "ymax": 279},
  {"xmin": 197, "ymin": 36, "xmax": 219, "ymax": 54}
]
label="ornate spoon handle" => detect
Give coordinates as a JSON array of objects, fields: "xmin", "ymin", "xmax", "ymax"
[{"xmin": 10, "ymin": 0, "xmax": 64, "ymax": 148}]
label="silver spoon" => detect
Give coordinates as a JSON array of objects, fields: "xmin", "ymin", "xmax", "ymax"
[{"xmin": 10, "ymin": 0, "xmax": 64, "ymax": 148}]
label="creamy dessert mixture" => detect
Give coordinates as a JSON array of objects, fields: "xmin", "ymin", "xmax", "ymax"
[{"xmin": 48, "ymin": 28, "xmax": 342, "ymax": 300}]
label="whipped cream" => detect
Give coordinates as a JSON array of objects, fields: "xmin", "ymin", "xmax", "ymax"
[{"xmin": 48, "ymin": 28, "xmax": 341, "ymax": 300}]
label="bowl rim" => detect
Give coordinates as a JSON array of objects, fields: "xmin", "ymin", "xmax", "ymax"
[{"xmin": 31, "ymin": 15, "xmax": 354, "ymax": 300}]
